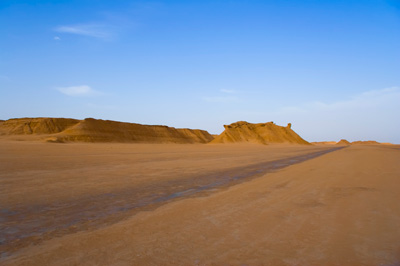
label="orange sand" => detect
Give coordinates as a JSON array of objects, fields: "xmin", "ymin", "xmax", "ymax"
[{"xmin": 1, "ymin": 141, "xmax": 399, "ymax": 265}]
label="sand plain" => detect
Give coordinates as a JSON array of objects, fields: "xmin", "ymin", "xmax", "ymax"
[{"xmin": 1, "ymin": 140, "xmax": 400, "ymax": 265}]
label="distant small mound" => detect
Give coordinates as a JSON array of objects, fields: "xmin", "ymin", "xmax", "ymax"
[
  {"xmin": 0, "ymin": 117, "xmax": 214, "ymax": 144},
  {"xmin": 351, "ymin": 140, "xmax": 380, "ymax": 145},
  {"xmin": 211, "ymin": 121, "xmax": 309, "ymax": 145},
  {"xmin": 336, "ymin": 139, "xmax": 350, "ymax": 145}
]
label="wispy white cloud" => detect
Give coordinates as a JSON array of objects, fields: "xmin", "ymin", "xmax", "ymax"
[
  {"xmin": 54, "ymin": 36, "xmax": 61, "ymax": 41},
  {"xmin": 57, "ymin": 85, "xmax": 101, "ymax": 97},
  {"xmin": 220, "ymin": 89, "xmax": 236, "ymax": 94},
  {"xmin": 203, "ymin": 96, "xmax": 239, "ymax": 103},
  {"xmin": 54, "ymin": 24, "xmax": 112, "ymax": 39},
  {"xmin": 203, "ymin": 89, "xmax": 240, "ymax": 103},
  {"xmin": 53, "ymin": 9, "xmax": 140, "ymax": 41}
]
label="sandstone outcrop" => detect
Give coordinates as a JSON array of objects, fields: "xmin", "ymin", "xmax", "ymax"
[
  {"xmin": 211, "ymin": 121, "xmax": 309, "ymax": 145},
  {"xmin": 336, "ymin": 139, "xmax": 350, "ymax": 145},
  {"xmin": 0, "ymin": 118, "xmax": 79, "ymax": 135}
]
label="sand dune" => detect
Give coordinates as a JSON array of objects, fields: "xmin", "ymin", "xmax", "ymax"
[
  {"xmin": 211, "ymin": 121, "xmax": 309, "ymax": 145},
  {"xmin": 0, "ymin": 117, "xmax": 214, "ymax": 144}
]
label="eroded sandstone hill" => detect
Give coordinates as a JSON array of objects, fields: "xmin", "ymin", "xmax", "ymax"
[
  {"xmin": 0, "ymin": 118, "xmax": 80, "ymax": 135},
  {"xmin": 211, "ymin": 121, "xmax": 309, "ymax": 145},
  {"xmin": 336, "ymin": 139, "xmax": 350, "ymax": 145},
  {"xmin": 0, "ymin": 118, "xmax": 214, "ymax": 144}
]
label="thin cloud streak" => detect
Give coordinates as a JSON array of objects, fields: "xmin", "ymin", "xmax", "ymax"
[
  {"xmin": 220, "ymin": 89, "xmax": 236, "ymax": 94},
  {"xmin": 203, "ymin": 96, "xmax": 239, "ymax": 103},
  {"xmin": 57, "ymin": 85, "xmax": 101, "ymax": 97},
  {"xmin": 55, "ymin": 24, "xmax": 111, "ymax": 39},
  {"xmin": 203, "ymin": 89, "xmax": 240, "ymax": 103}
]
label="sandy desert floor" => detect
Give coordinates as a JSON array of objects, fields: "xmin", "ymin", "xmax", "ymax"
[{"xmin": 1, "ymin": 140, "xmax": 400, "ymax": 265}]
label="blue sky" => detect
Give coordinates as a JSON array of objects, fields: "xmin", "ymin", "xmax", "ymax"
[{"xmin": 1, "ymin": 0, "xmax": 399, "ymax": 143}]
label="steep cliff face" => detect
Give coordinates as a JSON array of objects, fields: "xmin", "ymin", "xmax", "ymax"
[
  {"xmin": 211, "ymin": 121, "xmax": 309, "ymax": 145},
  {"xmin": 0, "ymin": 118, "xmax": 214, "ymax": 144}
]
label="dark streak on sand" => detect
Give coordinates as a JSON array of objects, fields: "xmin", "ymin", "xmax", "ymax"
[{"xmin": 0, "ymin": 146, "xmax": 345, "ymax": 259}]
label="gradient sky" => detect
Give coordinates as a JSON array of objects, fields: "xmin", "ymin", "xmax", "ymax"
[{"xmin": 1, "ymin": 0, "xmax": 399, "ymax": 143}]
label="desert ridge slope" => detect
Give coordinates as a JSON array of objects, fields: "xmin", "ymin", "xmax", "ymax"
[
  {"xmin": 57, "ymin": 118, "xmax": 214, "ymax": 143},
  {"xmin": 0, "ymin": 117, "xmax": 214, "ymax": 144},
  {"xmin": 0, "ymin": 118, "xmax": 80, "ymax": 135},
  {"xmin": 211, "ymin": 121, "xmax": 310, "ymax": 145}
]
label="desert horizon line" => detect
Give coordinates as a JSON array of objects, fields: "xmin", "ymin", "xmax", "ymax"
[{"xmin": 0, "ymin": 116, "xmax": 395, "ymax": 144}]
